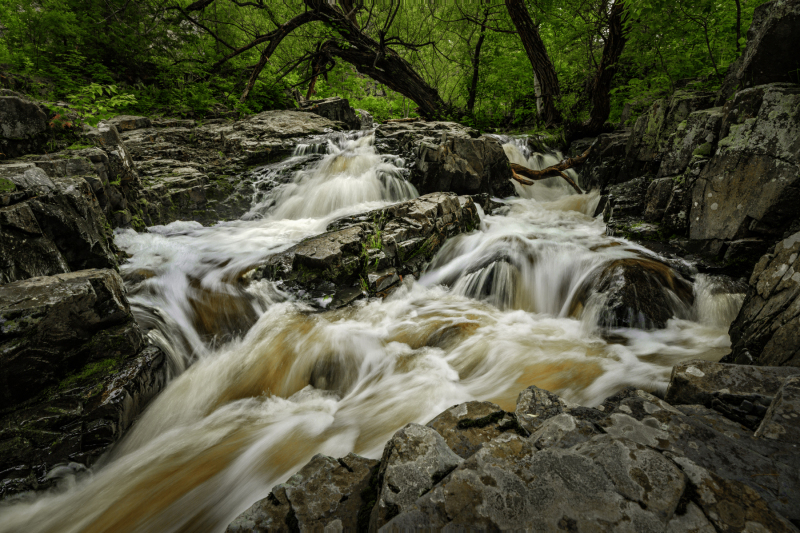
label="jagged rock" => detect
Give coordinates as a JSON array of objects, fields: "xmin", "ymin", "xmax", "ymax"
[
  {"xmin": 426, "ymin": 401, "xmax": 517, "ymax": 459},
  {"xmin": 299, "ymin": 97, "xmax": 361, "ymax": 130},
  {"xmin": 728, "ymin": 230, "xmax": 800, "ymax": 366},
  {"xmin": 756, "ymin": 376, "xmax": 800, "ymax": 442},
  {"xmin": 255, "ymin": 193, "xmax": 480, "ymax": 308},
  {"xmin": 718, "ymin": 0, "xmax": 800, "ymax": 103},
  {"xmin": 0, "ymin": 163, "xmax": 117, "ymax": 281},
  {"xmin": 657, "ymin": 107, "xmax": 723, "ymax": 179},
  {"xmin": 0, "ymin": 269, "xmax": 167, "ymax": 498},
  {"xmin": 373, "ymin": 120, "xmax": 478, "ymax": 160},
  {"xmin": 410, "ymin": 134, "xmax": 516, "ymax": 197},
  {"xmin": 226, "ymin": 453, "xmax": 378, "ymax": 533},
  {"xmin": 690, "ymin": 84, "xmax": 800, "ymax": 246},
  {"xmin": 643, "ymin": 177, "xmax": 674, "ymax": 221},
  {"xmin": 515, "ymin": 385, "xmax": 572, "ymax": 435},
  {"xmin": 369, "ymin": 423, "xmax": 462, "ymax": 531},
  {"xmin": 356, "ymin": 108, "xmax": 373, "ymax": 129},
  {"xmin": 0, "ymin": 95, "xmax": 49, "ymax": 159},
  {"xmin": 572, "ymin": 130, "xmax": 630, "ymax": 192},
  {"xmin": 105, "ymin": 115, "xmax": 152, "ymax": 132}
]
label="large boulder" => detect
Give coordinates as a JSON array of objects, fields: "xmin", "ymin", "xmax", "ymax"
[
  {"xmin": 0, "ymin": 163, "xmax": 117, "ymax": 283},
  {"xmin": 373, "ymin": 120, "xmax": 479, "ymax": 160},
  {"xmin": 727, "ymin": 230, "xmax": 800, "ymax": 367},
  {"xmin": 256, "ymin": 192, "xmax": 481, "ymax": 308},
  {"xmin": 0, "ymin": 95, "xmax": 49, "ymax": 159},
  {"xmin": 411, "ymin": 134, "xmax": 516, "ymax": 197},
  {"xmin": 718, "ymin": 0, "xmax": 800, "ymax": 103},
  {"xmin": 690, "ymin": 84, "xmax": 800, "ymax": 250},
  {"xmin": 0, "ymin": 269, "xmax": 167, "ymax": 498},
  {"xmin": 299, "ymin": 97, "xmax": 361, "ymax": 130},
  {"xmin": 571, "ymin": 130, "xmax": 630, "ymax": 192}
]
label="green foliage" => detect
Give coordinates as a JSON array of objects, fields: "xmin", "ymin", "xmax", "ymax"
[{"xmin": 65, "ymin": 84, "xmax": 137, "ymax": 127}]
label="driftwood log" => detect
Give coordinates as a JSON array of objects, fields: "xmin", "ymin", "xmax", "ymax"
[{"xmin": 509, "ymin": 145, "xmax": 593, "ymax": 194}]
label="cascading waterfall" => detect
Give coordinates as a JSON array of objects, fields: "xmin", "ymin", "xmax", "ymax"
[{"xmin": 0, "ymin": 132, "xmax": 745, "ymax": 533}]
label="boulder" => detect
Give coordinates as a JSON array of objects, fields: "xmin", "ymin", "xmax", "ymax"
[
  {"xmin": 373, "ymin": 120, "xmax": 478, "ymax": 160},
  {"xmin": 0, "ymin": 95, "xmax": 49, "ymax": 159},
  {"xmin": 299, "ymin": 97, "xmax": 361, "ymax": 130},
  {"xmin": 368, "ymin": 423, "xmax": 463, "ymax": 530},
  {"xmin": 410, "ymin": 134, "xmax": 516, "ymax": 197},
  {"xmin": 0, "ymin": 163, "xmax": 117, "ymax": 282},
  {"xmin": 0, "ymin": 269, "xmax": 167, "ymax": 498},
  {"xmin": 426, "ymin": 401, "xmax": 517, "ymax": 459},
  {"xmin": 643, "ymin": 177, "xmax": 674, "ymax": 221},
  {"xmin": 256, "ymin": 193, "xmax": 481, "ymax": 308},
  {"xmin": 226, "ymin": 453, "xmax": 378, "ymax": 532},
  {"xmin": 105, "ymin": 115, "xmax": 152, "ymax": 132},
  {"xmin": 356, "ymin": 108, "xmax": 374, "ymax": 129},
  {"xmin": 657, "ymin": 107, "xmax": 724, "ymax": 179},
  {"xmin": 690, "ymin": 84, "xmax": 800, "ymax": 246},
  {"xmin": 718, "ymin": 0, "xmax": 800, "ymax": 103},
  {"xmin": 755, "ymin": 376, "xmax": 800, "ymax": 442},
  {"xmin": 728, "ymin": 230, "xmax": 800, "ymax": 367},
  {"xmin": 572, "ymin": 130, "xmax": 630, "ymax": 192}
]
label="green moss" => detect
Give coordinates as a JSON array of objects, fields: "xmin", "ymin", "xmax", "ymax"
[
  {"xmin": 692, "ymin": 142, "xmax": 713, "ymax": 157},
  {"xmin": 131, "ymin": 215, "xmax": 145, "ymax": 232},
  {"xmin": 0, "ymin": 178, "xmax": 16, "ymax": 192},
  {"xmin": 67, "ymin": 142, "xmax": 93, "ymax": 150},
  {"xmin": 58, "ymin": 358, "xmax": 120, "ymax": 390}
]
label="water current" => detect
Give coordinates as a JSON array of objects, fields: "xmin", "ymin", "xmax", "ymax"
[{"xmin": 0, "ymin": 132, "xmax": 744, "ymax": 532}]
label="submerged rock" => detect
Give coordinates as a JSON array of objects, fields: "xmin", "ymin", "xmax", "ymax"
[{"xmin": 0, "ymin": 269, "xmax": 167, "ymax": 498}]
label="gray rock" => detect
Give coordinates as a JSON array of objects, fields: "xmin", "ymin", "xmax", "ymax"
[
  {"xmin": 369, "ymin": 423, "xmax": 462, "ymax": 530},
  {"xmin": 515, "ymin": 385, "xmax": 572, "ymax": 435},
  {"xmin": 105, "ymin": 115, "xmax": 152, "ymax": 132},
  {"xmin": 573, "ymin": 130, "xmax": 630, "ymax": 191},
  {"xmin": 643, "ymin": 177, "xmax": 674, "ymax": 221},
  {"xmin": 374, "ymin": 120, "xmax": 478, "ymax": 161},
  {"xmin": 657, "ymin": 107, "xmax": 723, "ymax": 179},
  {"xmin": 299, "ymin": 97, "xmax": 361, "ymax": 130},
  {"xmin": 426, "ymin": 401, "xmax": 516, "ymax": 459},
  {"xmin": 227, "ymin": 453, "xmax": 378, "ymax": 533},
  {"xmin": 0, "ymin": 200, "xmax": 70, "ymax": 283},
  {"xmin": 411, "ymin": 134, "xmax": 516, "ymax": 197},
  {"xmin": 728, "ymin": 230, "xmax": 800, "ymax": 366},
  {"xmin": 529, "ymin": 412, "xmax": 603, "ymax": 450},
  {"xmin": 356, "ymin": 108, "xmax": 374, "ymax": 129},
  {"xmin": 0, "ymin": 95, "xmax": 49, "ymax": 159},
  {"xmin": 718, "ymin": 0, "xmax": 800, "ymax": 103},
  {"xmin": 756, "ymin": 376, "xmax": 800, "ymax": 442}
]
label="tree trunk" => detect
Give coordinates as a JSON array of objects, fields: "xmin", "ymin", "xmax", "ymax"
[
  {"xmin": 734, "ymin": 0, "xmax": 742, "ymax": 52},
  {"xmin": 505, "ymin": 0, "xmax": 561, "ymax": 125},
  {"xmin": 467, "ymin": 7, "xmax": 490, "ymax": 114},
  {"xmin": 582, "ymin": 0, "xmax": 627, "ymax": 135}
]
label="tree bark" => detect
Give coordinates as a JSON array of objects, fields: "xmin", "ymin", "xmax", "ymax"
[
  {"xmin": 734, "ymin": 0, "xmax": 742, "ymax": 52},
  {"xmin": 509, "ymin": 144, "xmax": 594, "ymax": 194},
  {"xmin": 467, "ymin": 6, "xmax": 491, "ymax": 113},
  {"xmin": 505, "ymin": 0, "xmax": 561, "ymax": 125},
  {"xmin": 582, "ymin": 0, "xmax": 628, "ymax": 135}
]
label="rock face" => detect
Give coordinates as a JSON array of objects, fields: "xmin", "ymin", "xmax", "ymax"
[
  {"xmin": 1, "ymin": 163, "xmax": 117, "ymax": 284},
  {"xmin": 718, "ymin": 0, "xmax": 800, "ymax": 103},
  {"xmin": 228, "ymin": 368, "xmax": 800, "ymax": 532},
  {"xmin": 0, "ymin": 95, "xmax": 49, "ymax": 159},
  {"xmin": 373, "ymin": 120, "xmax": 479, "ymax": 162},
  {"xmin": 299, "ymin": 97, "xmax": 361, "ymax": 130},
  {"xmin": 0, "ymin": 270, "xmax": 167, "ymax": 498},
  {"xmin": 255, "ymin": 192, "xmax": 481, "ymax": 308},
  {"xmin": 727, "ymin": 230, "xmax": 800, "ymax": 367},
  {"xmin": 410, "ymin": 134, "xmax": 516, "ymax": 197}
]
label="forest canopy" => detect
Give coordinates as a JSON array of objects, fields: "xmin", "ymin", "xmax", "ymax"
[{"xmin": 0, "ymin": 0, "xmax": 767, "ymax": 132}]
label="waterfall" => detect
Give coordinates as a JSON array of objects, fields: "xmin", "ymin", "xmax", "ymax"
[{"xmin": 0, "ymin": 132, "xmax": 745, "ymax": 533}]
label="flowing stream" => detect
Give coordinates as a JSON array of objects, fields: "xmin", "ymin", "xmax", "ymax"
[{"xmin": 0, "ymin": 132, "xmax": 744, "ymax": 532}]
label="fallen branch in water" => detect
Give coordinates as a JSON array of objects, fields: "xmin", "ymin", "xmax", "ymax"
[
  {"xmin": 383, "ymin": 117, "xmax": 421, "ymax": 124},
  {"xmin": 509, "ymin": 145, "xmax": 593, "ymax": 194}
]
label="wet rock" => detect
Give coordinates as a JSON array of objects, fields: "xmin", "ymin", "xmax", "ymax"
[
  {"xmin": 0, "ymin": 95, "xmax": 49, "ymax": 159},
  {"xmin": 356, "ymin": 108, "xmax": 373, "ymax": 129},
  {"xmin": 426, "ymin": 401, "xmax": 517, "ymax": 459},
  {"xmin": 718, "ymin": 0, "xmax": 800, "ymax": 103},
  {"xmin": 299, "ymin": 97, "xmax": 361, "ymax": 130},
  {"xmin": 373, "ymin": 120, "xmax": 478, "ymax": 160},
  {"xmin": 728, "ymin": 230, "xmax": 800, "ymax": 366},
  {"xmin": 514, "ymin": 385, "xmax": 572, "ymax": 435},
  {"xmin": 643, "ymin": 177, "xmax": 674, "ymax": 221},
  {"xmin": 226, "ymin": 453, "xmax": 378, "ymax": 533},
  {"xmin": 756, "ymin": 376, "xmax": 800, "ymax": 443},
  {"xmin": 0, "ymin": 269, "xmax": 167, "ymax": 498},
  {"xmin": 256, "ymin": 193, "xmax": 480, "ymax": 308},
  {"xmin": 690, "ymin": 84, "xmax": 800, "ymax": 246},
  {"xmin": 657, "ymin": 107, "xmax": 723, "ymax": 179},
  {"xmin": 0, "ymin": 199, "xmax": 70, "ymax": 283},
  {"xmin": 410, "ymin": 134, "xmax": 516, "ymax": 197},
  {"xmin": 369, "ymin": 423, "xmax": 462, "ymax": 530},
  {"xmin": 572, "ymin": 130, "xmax": 630, "ymax": 192},
  {"xmin": 105, "ymin": 115, "xmax": 152, "ymax": 132}
]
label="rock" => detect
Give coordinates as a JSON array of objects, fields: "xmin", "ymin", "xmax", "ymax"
[
  {"xmin": 718, "ymin": 0, "xmax": 800, "ymax": 103},
  {"xmin": 255, "ymin": 193, "xmax": 480, "ymax": 308},
  {"xmin": 410, "ymin": 134, "xmax": 516, "ymax": 197},
  {"xmin": 105, "ymin": 115, "xmax": 152, "ymax": 132},
  {"xmin": 657, "ymin": 107, "xmax": 724, "ymax": 179},
  {"xmin": 426, "ymin": 401, "xmax": 517, "ymax": 459},
  {"xmin": 514, "ymin": 385, "xmax": 572, "ymax": 435},
  {"xmin": 356, "ymin": 108, "xmax": 373, "ymax": 129},
  {"xmin": 690, "ymin": 84, "xmax": 800, "ymax": 246},
  {"xmin": 573, "ymin": 130, "xmax": 630, "ymax": 192},
  {"xmin": 0, "ymin": 163, "xmax": 117, "ymax": 281},
  {"xmin": 373, "ymin": 120, "xmax": 478, "ymax": 161},
  {"xmin": 0, "ymin": 269, "xmax": 167, "ymax": 498},
  {"xmin": 226, "ymin": 453, "xmax": 378, "ymax": 533},
  {"xmin": 0, "ymin": 95, "xmax": 49, "ymax": 159},
  {"xmin": 643, "ymin": 177, "xmax": 674, "ymax": 221},
  {"xmin": 756, "ymin": 376, "xmax": 800, "ymax": 442},
  {"xmin": 299, "ymin": 97, "xmax": 361, "ymax": 130},
  {"xmin": 728, "ymin": 230, "xmax": 800, "ymax": 366},
  {"xmin": 369, "ymin": 423, "xmax": 462, "ymax": 530}
]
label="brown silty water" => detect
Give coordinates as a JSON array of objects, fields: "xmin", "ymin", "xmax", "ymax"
[{"xmin": 0, "ymin": 133, "xmax": 744, "ymax": 532}]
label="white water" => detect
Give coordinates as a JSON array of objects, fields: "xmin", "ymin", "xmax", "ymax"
[{"xmin": 0, "ymin": 133, "xmax": 743, "ymax": 533}]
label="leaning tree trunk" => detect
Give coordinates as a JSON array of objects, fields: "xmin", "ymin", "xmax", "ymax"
[
  {"xmin": 581, "ymin": 0, "xmax": 628, "ymax": 136},
  {"xmin": 505, "ymin": 0, "xmax": 561, "ymax": 125}
]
